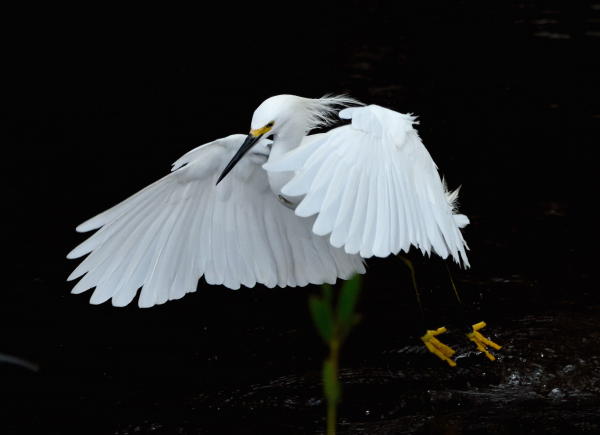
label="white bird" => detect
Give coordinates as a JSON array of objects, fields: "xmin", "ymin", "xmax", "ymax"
[{"xmin": 67, "ymin": 94, "xmax": 469, "ymax": 308}]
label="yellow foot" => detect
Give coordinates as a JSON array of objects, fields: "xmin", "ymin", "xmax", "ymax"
[
  {"xmin": 421, "ymin": 327, "xmax": 457, "ymax": 367},
  {"xmin": 467, "ymin": 321, "xmax": 502, "ymax": 361}
]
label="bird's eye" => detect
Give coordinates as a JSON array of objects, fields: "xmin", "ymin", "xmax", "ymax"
[{"xmin": 266, "ymin": 121, "xmax": 274, "ymax": 128}]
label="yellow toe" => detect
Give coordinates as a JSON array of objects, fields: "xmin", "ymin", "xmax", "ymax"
[
  {"xmin": 421, "ymin": 327, "xmax": 457, "ymax": 367},
  {"xmin": 467, "ymin": 322, "xmax": 502, "ymax": 361}
]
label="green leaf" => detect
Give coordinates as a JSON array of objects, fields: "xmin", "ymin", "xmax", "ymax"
[
  {"xmin": 323, "ymin": 359, "xmax": 340, "ymax": 403},
  {"xmin": 309, "ymin": 296, "xmax": 333, "ymax": 342},
  {"xmin": 337, "ymin": 274, "xmax": 362, "ymax": 332}
]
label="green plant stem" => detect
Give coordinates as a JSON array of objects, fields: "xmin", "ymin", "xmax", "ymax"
[{"xmin": 327, "ymin": 337, "xmax": 340, "ymax": 435}]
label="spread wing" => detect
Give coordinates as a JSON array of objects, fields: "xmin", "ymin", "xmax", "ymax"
[
  {"xmin": 264, "ymin": 105, "xmax": 470, "ymax": 266},
  {"xmin": 67, "ymin": 134, "xmax": 365, "ymax": 308}
]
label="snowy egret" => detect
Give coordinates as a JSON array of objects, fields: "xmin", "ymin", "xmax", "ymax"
[{"xmin": 67, "ymin": 94, "xmax": 470, "ymax": 309}]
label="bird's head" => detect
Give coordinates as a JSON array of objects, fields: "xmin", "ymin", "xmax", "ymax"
[
  {"xmin": 250, "ymin": 94, "xmax": 304, "ymax": 135},
  {"xmin": 216, "ymin": 94, "xmax": 359, "ymax": 184},
  {"xmin": 216, "ymin": 95, "xmax": 304, "ymax": 184}
]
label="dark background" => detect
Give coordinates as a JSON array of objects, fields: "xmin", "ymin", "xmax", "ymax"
[{"xmin": 1, "ymin": 1, "xmax": 598, "ymax": 434}]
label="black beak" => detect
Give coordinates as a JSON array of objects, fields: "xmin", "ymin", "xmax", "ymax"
[{"xmin": 216, "ymin": 134, "xmax": 261, "ymax": 185}]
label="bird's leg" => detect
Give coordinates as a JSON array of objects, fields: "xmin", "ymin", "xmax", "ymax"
[
  {"xmin": 402, "ymin": 259, "xmax": 503, "ymax": 365},
  {"xmin": 445, "ymin": 261, "xmax": 462, "ymax": 304},
  {"xmin": 466, "ymin": 321, "xmax": 502, "ymax": 361},
  {"xmin": 444, "ymin": 263, "xmax": 502, "ymax": 361},
  {"xmin": 399, "ymin": 256, "xmax": 458, "ymax": 366},
  {"xmin": 398, "ymin": 256, "xmax": 424, "ymax": 314}
]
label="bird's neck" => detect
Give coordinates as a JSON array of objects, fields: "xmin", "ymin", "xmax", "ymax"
[
  {"xmin": 268, "ymin": 126, "xmax": 306, "ymax": 162},
  {"xmin": 265, "ymin": 126, "xmax": 307, "ymax": 201}
]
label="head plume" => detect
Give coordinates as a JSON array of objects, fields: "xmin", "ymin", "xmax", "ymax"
[{"xmin": 304, "ymin": 94, "xmax": 364, "ymax": 132}]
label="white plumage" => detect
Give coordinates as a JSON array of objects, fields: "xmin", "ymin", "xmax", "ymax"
[
  {"xmin": 68, "ymin": 95, "xmax": 469, "ymax": 308},
  {"xmin": 265, "ymin": 105, "xmax": 469, "ymax": 264}
]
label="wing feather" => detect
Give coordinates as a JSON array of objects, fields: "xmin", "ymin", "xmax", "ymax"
[
  {"xmin": 360, "ymin": 157, "xmax": 380, "ymax": 258},
  {"xmin": 344, "ymin": 161, "xmax": 371, "ymax": 255},
  {"xmin": 68, "ymin": 134, "xmax": 364, "ymax": 307},
  {"xmin": 329, "ymin": 164, "xmax": 358, "ymax": 248},
  {"xmin": 312, "ymin": 159, "xmax": 346, "ymax": 236},
  {"xmin": 373, "ymin": 158, "xmax": 391, "ymax": 257},
  {"xmin": 266, "ymin": 105, "xmax": 470, "ymax": 266}
]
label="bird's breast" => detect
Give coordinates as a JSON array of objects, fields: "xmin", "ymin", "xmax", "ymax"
[
  {"xmin": 267, "ymin": 170, "xmax": 302, "ymax": 210},
  {"xmin": 264, "ymin": 134, "xmax": 310, "ymax": 210}
]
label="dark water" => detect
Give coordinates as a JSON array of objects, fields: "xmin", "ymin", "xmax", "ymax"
[{"xmin": 1, "ymin": 2, "xmax": 599, "ymax": 434}]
